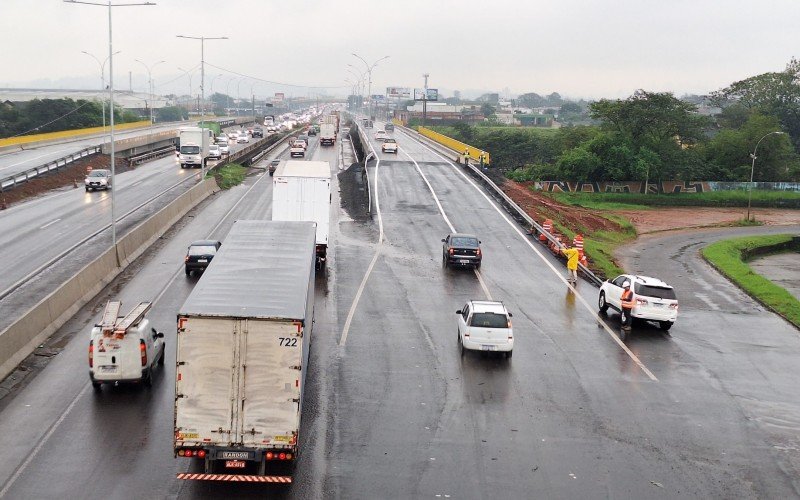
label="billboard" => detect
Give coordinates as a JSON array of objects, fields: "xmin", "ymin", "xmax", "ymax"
[
  {"xmin": 386, "ymin": 87, "xmax": 411, "ymax": 99},
  {"xmin": 414, "ymin": 88, "xmax": 438, "ymax": 101},
  {"xmin": 371, "ymin": 94, "xmax": 386, "ymax": 103},
  {"xmin": 274, "ymin": 92, "xmax": 285, "ymax": 102}
]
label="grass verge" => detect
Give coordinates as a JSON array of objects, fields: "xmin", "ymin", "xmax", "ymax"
[
  {"xmin": 210, "ymin": 163, "xmax": 247, "ymax": 189},
  {"xmin": 702, "ymin": 234, "xmax": 800, "ymax": 329},
  {"xmin": 548, "ymin": 190, "xmax": 800, "ymax": 209},
  {"xmin": 552, "ymin": 214, "xmax": 636, "ymax": 280}
]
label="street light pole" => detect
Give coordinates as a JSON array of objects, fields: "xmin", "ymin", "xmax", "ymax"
[
  {"xmin": 66, "ymin": 0, "xmax": 155, "ymax": 258},
  {"xmin": 422, "ymin": 73, "xmax": 429, "ymax": 127},
  {"xmin": 351, "ymin": 54, "xmax": 389, "ymax": 119},
  {"xmin": 81, "ymin": 50, "xmax": 119, "ymax": 132},
  {"xmin": 210, "ymin": 73, "xmax": 222, "ymax": 114},
  {"xmin": 177, "ymin": 66, "xmax": 194, "ymax": 117},
  {"xmin": 225, "ymin": 76, "xmax": 237, "ymax": 116},
  {"xmin": 236, "ymin": 78, "xmax": 246, "ymax": 116},
  {"xmin": 747, "ymin": 131, "xmax": 785, "ymax": 221},
  {"xmin": 135, "ymin": 58, "xmax": 164, "ymax": 142}
]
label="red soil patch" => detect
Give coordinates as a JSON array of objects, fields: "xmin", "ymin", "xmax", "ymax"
[
  {"xmin": 501, "ymin": 180, "xmax": 621, "ymax": 235},
  {"xmin": 0, "ymin": 155, "xmax": 132, "ymax": 209}
]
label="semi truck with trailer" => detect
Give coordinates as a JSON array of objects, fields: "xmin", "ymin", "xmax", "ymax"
[
  {"xmin": 174, "ymin": 220, "xmax": 317, "ymax": 484},
  {"xmin": 272, "ymin": 161, "xmax": 331, "ymax": 267}
]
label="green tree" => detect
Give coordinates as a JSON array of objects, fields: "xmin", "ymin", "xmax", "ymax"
[
  {"xmin": 156, "ymin": 106, "xmax": 188, "ymax": 122},
  {"xmin": 480, "ymin": 103, "xmax": 495, "ymax": 118},
  {"xmin": 556, "ymin": 147, "xmax": 603, "ymax": 181},
  {"xmin": 712, "ymin": 58, "xmax": 800, "ymax": 149}
]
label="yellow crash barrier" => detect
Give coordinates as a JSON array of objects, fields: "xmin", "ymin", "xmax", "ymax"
[
  {"xmin": 0, "ymin": 120, "xmax": 151, "ymax": 147},
  {"xmin": 417, "ymin": 126, "xmax": 490, "ymax": 165}
]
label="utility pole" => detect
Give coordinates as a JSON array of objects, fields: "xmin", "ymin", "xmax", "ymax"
[
  {"xmin": 177, "ymin": 34, "xmax": 228, "ymax": 179},
  {"xmin": 422, "ymin": 73, "xmax": 429, "ymax": 127}
]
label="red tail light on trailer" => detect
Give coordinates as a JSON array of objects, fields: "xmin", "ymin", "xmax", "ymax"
[{"xmin": 140, "ymin": 340, "xmax": 147, "ymax": 367}]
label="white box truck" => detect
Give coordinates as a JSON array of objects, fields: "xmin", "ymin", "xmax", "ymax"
[
  {"xmin": 178, "ymin": 127, "xmax": 214, "ymax": 168},
  {"xmin": 319, "ymin": 123, "xmax": 336, "ymax": 146},
  {"xmin": 174, "ymin": 220, "xmax": 316, "ymax": 484},
  {"xmin": 272, "ymin": 161, "xmax": 331, "ymax": 266}
]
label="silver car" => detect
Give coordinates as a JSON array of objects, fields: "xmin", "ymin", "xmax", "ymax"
[{"xmin": 84, "ymin": 169, "xmax": 112, "ymax": 192}]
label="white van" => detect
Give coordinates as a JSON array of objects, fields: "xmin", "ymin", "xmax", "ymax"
[{"xmin": 88, "ymin": 301, "xmax": 165, "ymax": 390}]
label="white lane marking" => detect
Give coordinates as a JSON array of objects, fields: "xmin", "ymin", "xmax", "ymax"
[
  {"xmin": 400, "ymin": 147, "xmax": 491, "ymax": 301},
  {"xmin": 0, "ymin": 384, "xmax": 90, "ymax": 498},
  {"xmin": 340, "ymin": 138, "xmax": 384, "ymax": 347},
  {"xmin": 39, "ymin": 218, "xmax": 61, "ymax": 229},
  {"xmin": 403, "ymin": 129, "xmax": 658, "ymax": 382},
  {"xmin": 1, "ymin": 172, "xmax": 275, "ymax": 493},
  {"xmin": 0, "ymin": 148, "xmax": 74, "ymax": 173}
]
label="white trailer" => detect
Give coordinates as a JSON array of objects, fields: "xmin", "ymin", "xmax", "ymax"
[
  {"xmin": 174, "ymin": 221, "xmax": 316, "ymax": 484},
  {"xmin": 272, "ymin": 161, "xmax": 331, "ymax": 266},
  {"xmin": 319, "ymin": 123, "xmax": 336, "ymax": 146},
  {"xmin": 178, "ymin": 127, "xmax": 214, "ymax": 168}
]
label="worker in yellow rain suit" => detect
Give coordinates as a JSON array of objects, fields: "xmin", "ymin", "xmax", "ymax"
[{"xmin": 562, "ymin": 247, "xmax": 580, "ymax": 285}]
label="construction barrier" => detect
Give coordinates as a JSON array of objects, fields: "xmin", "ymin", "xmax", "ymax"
[
  {"xmin": 416, "ymin": 126, "xmax": 490, "ymax": 165},
  {"xmin": 0, "ymin": 178, "xmax": 219, "ymax": 381},
  {"xmin": 573, "ymin": 234, "xmax": 588, "ymax": 266},
  {"xmin": 0, "ymin": 121, "xmax": 151, "ymax": 148},
  {"xmin": 540, "ymin": 219, "xmax": 552, "ymax": 242}
]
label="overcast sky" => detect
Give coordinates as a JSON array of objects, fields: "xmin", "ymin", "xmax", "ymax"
[{"xmin": 2, "ymin": 0, "xmax": 800, "ymax": 100}]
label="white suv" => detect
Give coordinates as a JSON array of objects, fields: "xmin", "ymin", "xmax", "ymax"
[
  {"xmin": 598, "ymin": 274, "xmax": 678, "ymax": 330},
  {"xmin": 456, "ymin": 300, "xmax": 514, "ymax": 358}
]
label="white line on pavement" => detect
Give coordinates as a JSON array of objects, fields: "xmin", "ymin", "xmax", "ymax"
[
  {"xmin": 39, "ymin": 218, "xmax": 61, "ymax": 229},
  {"xmin": 402, "ymin": 129, "xmax": 658, "ymax": 382},
  {"xmin": 400, "ymin": 146, "xmax": 491, "ymax": 302}
]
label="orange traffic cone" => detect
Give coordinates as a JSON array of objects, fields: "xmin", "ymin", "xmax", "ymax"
[{"xmin": 540, "ymin": 219, "xmax": 552, "ymax": 241}]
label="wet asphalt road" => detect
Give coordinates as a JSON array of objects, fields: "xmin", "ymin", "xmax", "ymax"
[
  {"xmin": 0, "ymin": 130, "xmax": 272, "ymax": 332},
  {"xmin": 0, "ymin": 124, "xmax": 798, "ymax": 499}
]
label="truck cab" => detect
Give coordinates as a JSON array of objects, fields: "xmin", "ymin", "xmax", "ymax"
[
  {"xmin": 290, "ymin": 141, "xmax": 306, "ymax": 158},
  {"xmin": 88, "ymin": 301, "xmax": 165, "ymax": 390}
]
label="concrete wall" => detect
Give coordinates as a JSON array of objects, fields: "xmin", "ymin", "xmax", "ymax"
[{"xmin": 0, "ymin": 178, "xmax": 219, "ymax": 381}]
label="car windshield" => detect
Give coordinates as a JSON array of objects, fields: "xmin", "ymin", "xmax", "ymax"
[
  {"xmin": 180, "ymin": 146, "xmax": 200, "ymax": 154},
  {"xmin": 88, "ymin": 170, "xmax": 108, "ymax": 177},
  {"xmin": 188, "ymin": 245, "xmax": 217, "ymax": 256},
  {"xmin": 635, "ymin": 283, "xmax": 677, "ymax": 300},
  {"xmin": 451, "ymin": 237, "xmax": 479, "ymax": 247},
  {"xmin": 470, "ymin": 312, "xmax": 509, "ymax": 328},
  {"xmin": 209, "ymin": 146, "xmax": 219, "ymax": 151},
  {"xmin": 385, "ymin": 139, "xmax": 396, "ymax": 144}
]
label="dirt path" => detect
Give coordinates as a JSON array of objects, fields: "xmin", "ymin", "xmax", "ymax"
[{"xmin": 614, "ymin": 207, "xmax": 800, "ymax": 234}]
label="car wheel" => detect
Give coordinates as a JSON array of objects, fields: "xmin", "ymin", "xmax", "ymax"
[
  {"xmin": 475, "ymin": 262, "xmax": 481, "ymax": 270},
  {"xmin": 460, "ymin": 338, "xmax": 465, "ymax": 357},
  {"xmin": 85, "ymin": 187, "xmax": 90, "ymax": 192},
  {"xmin": 659, "ymin": 321, "xmax": 673, "ymax": 331},
  {"xmin": 143, "ymin": 366, "xmax": 153, "ymax": 388},
  {"xmin": 185, "ymin": 268, "xmax": 191, "ymax": 276},
  {"xmin": 92, "ymin": 381, "xmax": 102, "ymax": 391},
  {"xmin": 505, "ymin": 350, "xmax": 512, "ymax": 359},
  {"xmin": 598, "ymin": 292, "xmax": 609, "ymax": 314},
  {"xmin": 158, "ymin": 346, "xmax": 165, "ymax": 366}
]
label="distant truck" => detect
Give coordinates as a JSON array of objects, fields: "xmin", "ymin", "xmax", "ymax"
[
  {"xmin": 272, "ymin": 160, "xmax": 331, "ymax": 266},
  {"xmin": 174, "ymin": 220, "xmax": 317, "ymax": 484},
  {"xmin": 322, "ymin": 113, "xmax": 339, "ymax": 133},
  {"xmin": 290, "ymin": 140, "xmax": 306, "ymax": 158},
  {"xmin": 319, "ymin": 123, "xmax": 336, "ymax": 146},
  {"xmin": 178, "ymin": 127, "xmax": 214, "ymax": 169}
]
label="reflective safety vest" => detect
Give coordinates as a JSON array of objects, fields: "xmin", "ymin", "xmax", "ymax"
[{"xmin": 621, "ymin": 289, "xmax": 634, "ymax": 309}]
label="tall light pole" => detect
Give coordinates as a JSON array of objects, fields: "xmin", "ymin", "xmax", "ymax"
[
  {"xmin": 346, "ymin": 65, "xmax": 367, "ymax": 111},
  {"xmin": 747, "ymin": 131, "xmax": 785, "ymax": 221},
  {"xmin": 176, "ymin": 35, "xmax": 228, "ymax": 121},
  {"xmin": 236, "ymin": 78, "xmax": 246, "ymax": 116},
  {"xmin": 351, "ymin": 54, "xmax": 390, "ymax": 119},
  {"xmin": 81, "ymin": 49, "xmax": 120, "ymax": 131},
  {"xmin": 225, "ymin": 76, "xmax": 238, "ymax": 116},
  {"xmin": 177, "ymin": 66, "xmax": 194, "ymax": 116},
  {"xmin": 422, "ymin": 73, "xmax": 429, "ymax": 127},
  {"xmin": 250, "ymin": 81, "xmax": 260, "ymax": 123},
  {"xmin": 210, "ymin": 73, "xmax": 222, "ymax": 114},
  {"xmin": 65, "ymin": 0, "xmax": 155, "ymax": 257},
  {"xmin": 135, "ymin": 58, "xmax": 164, "ymax": 141}
]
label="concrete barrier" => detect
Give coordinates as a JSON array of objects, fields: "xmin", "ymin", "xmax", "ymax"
[
  {"xmin": 0, "ymin": 178, "xmax": 219, "ymax": 381},
  {"xmin": 417, "ymin": 126, "xmax": 490, "ymax": 165}
]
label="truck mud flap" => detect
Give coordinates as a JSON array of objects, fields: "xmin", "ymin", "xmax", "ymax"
[{"xmin": 177, "ymin": 473, "xmax": 292, "ymax": 483}]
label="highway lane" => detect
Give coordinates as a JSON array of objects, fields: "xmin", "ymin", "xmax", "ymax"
[
  {"xmin": 0, "ymin": 122, "xmax": 183, "ymax": 179},
  {"xmin": 331, "ymin": 125, "xmax": 798, "ymax": 498},
  {"xmin": 0, "ymin": 133, "xmax": 335, "ymax": 499},
  {"xmin": 1, "ymin": 118, "xmax": 798, "ymax": 498},
  {"xmin": 0, "ymin": 130, "xmax": 286, "ymax": 332}
]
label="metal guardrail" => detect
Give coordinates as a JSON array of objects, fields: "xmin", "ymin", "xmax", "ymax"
[
  {"xmin": 129, "ymin": 145, "xmax": 177, "ymax": 166},
  {"xmin": 0, "ymin": 146, "xmax": 100, "ymax": 192},
  {"xmin": 400, "ymin": 125, "xmax": 604, "ymax": 287}
]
